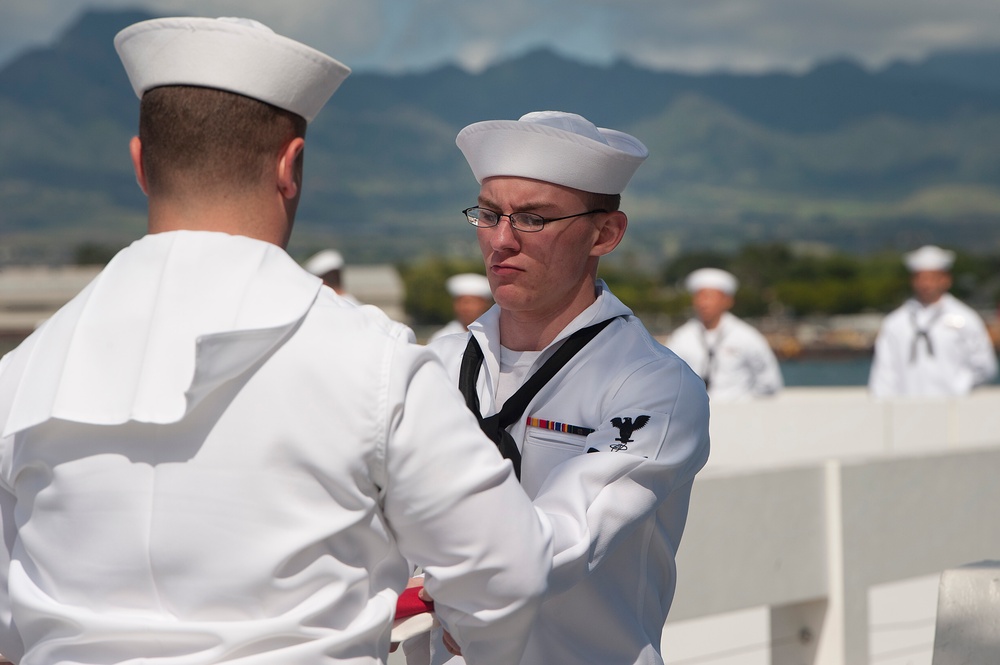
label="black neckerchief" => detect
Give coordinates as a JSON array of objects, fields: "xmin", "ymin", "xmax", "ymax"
[
  {"xmin": 909, "ymin": 305, "xmax": 943, "ymax": 363},
  {"xmin": 458, "ymin": 317, "xmax": 617, "ymax": 479},
  {"xmin": 698, "ymin": 322, "xmax": 725, "ymax": 390}
]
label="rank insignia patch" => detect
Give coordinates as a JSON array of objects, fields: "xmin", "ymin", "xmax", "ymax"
[{"xmin": 586, "ymin": 411, "xmax": 669, "ymax": 457}]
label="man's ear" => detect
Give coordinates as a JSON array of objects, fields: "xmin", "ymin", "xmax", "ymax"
[
  {"xmin": 129, "ymin": 136, "xmax": 148, "ymax": 195},
  {"xmin": 592, "ymin": 210, "xmax": 628, "ymax": 257},
  {"xmin": 277, "ymin": 137, "xmax": 306, "ymax": 200}
]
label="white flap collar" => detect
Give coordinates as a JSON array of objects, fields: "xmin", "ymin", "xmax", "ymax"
[
  {"xmin": 466, "ymin": 280, "xmax": 633, "ymax": 393},
  {"xmin": 2, "ymin": 231, "xmax": 321, "ymax": 436}
]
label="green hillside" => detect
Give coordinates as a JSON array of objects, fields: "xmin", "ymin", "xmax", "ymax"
[{"xmin": 1, "ymin": 9, "xmax": 999, "ymax": 268}]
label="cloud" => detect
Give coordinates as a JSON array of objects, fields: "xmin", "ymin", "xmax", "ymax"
[{"xmin": 1, "ymin": 0, "xmax": 999, "ymax": 75}]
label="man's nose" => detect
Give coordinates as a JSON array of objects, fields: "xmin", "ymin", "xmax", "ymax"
[{"xmin": 486, "ymin": 216, "xmax": 520, "ymax": 250}]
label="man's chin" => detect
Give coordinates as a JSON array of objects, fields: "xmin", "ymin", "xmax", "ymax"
[{"xmin": 491, "ymin": 283, "xmax": 527, "ymax": 310}]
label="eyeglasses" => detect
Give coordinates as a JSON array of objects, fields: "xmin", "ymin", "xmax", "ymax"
[{"xmin": 462, "ymin": 207, "xmax": 607, "ymax": 233}]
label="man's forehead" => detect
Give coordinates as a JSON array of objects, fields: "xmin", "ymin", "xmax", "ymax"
[
  {"xmin": 694, "ymin": 288, "xmax": 734, "ymax": 299},
  {"xmin": 478, "ymin": 176, "xmax": 589, "ymax": 208}
]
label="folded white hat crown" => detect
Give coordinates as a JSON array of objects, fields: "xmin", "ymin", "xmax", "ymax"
[
  {"xmin": 456, "ymin": 111, "xmax": 648, "ymax": 195},
  {"xmin": 446, "ymin": 273, "xmax": 492, "ymax": 299},
  {"xmin": 685, "ymin": 268, "xmax": 739, "ymax": 296},
  {"xmin": 115, "ymin": 16, "xmax": 351, "ymax": 122},
  {"xmin": 304, "ymin": 249, "xmax": 345, "ymax": 276},
  {"xmin": 904, "ymin": 245, "xmax": 955, "ymax": 272}
]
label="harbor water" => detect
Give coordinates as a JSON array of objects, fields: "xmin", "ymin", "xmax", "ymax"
[
  {"xmin": 779, "ymin": 356, "xmax": 873, "ymax": 386},
  {"xmin": 780, "ymin": 355, "xmax": 1000, "ymax": 387}
]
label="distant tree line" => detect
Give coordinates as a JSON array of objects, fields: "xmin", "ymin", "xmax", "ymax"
[
  {"xmin": 72, "ymin": 241, "xmax": 1000, "ymax": 325},
  {"xmin": 399, "ymin": 243, "xmax": 1000, "ymax": 326}
]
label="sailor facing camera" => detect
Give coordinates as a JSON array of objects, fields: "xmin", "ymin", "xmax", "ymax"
[
  {"xmin": 667, "ymin": 267, "xmax": 784, "ymax": 401},
  {"xmin": 428, "ymin": 273, "xmax": 494, "ymax": 343},
  {"xmin": 425, "ymin": 111, "xmax": 710, "ymax": 665},
  {"xmin": 869, "ymin": 245, "xmax": 998, "ymax": 398}
]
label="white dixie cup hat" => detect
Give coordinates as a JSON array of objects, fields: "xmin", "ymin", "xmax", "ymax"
[
  {"xmin": 304, "ymin": 250, "xmax": 345, "ymax": 276},
  {"xmin": 903, "ymin": 245, "xmax": 955, "ymax": 272},
  {"xmin": 685, "ymin": 268, "xmax": 739, "ymax": 296},
  {"xmin": 456, "ymin": 110, "xmax": 648, "ymax": 195},
  {"xmin": 114, "ymin": 16, "xmax": 351, "ymax": 122},
  {"xmin": 446, "ymin": 273, "xmax": 492, "ymax": 300}
]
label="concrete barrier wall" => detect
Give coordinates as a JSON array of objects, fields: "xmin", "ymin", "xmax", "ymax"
[
  {"xmin": 669, "ymin": 445, "xmax": 1000, "ymax": 664},
  {"xmin": 668, "ymin": 465, "xmax": 828, "ymax": 620},
  {"xmin": 706, "ymin": 386, "xmax": 1000, "ymax": 470}
]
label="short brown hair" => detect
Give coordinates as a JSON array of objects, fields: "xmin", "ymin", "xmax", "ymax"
[
  {"xmin": 589, "ymin": 192, "xmax": 621, "ymax": 212},
  {"xmin": 138, "ymin": 85, "xmax": 307, "ymax": 198}
]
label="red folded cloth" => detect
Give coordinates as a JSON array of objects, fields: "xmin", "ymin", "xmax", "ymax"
[{"xmin": 395, "ymin": 586, "xmax": 435, "ymax": 619}]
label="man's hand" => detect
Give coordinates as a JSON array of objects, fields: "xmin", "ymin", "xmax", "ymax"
[
  {"xmin": 414, "ymin": 585, "xmax": 461, "ymax": 656},
  {"xmin": 441, "ymin": 629, "xmax": 462, "ymax": 657}
]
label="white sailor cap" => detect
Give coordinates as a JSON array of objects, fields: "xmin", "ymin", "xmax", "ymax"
[
  {"xmin": 456, "ymin": 111, "xmax": 648, "ymax": 195},
  {"xmin": 904, "ymin": 245, "xmax": 955, "ymax": 272},
  {"xmin": 446, "ymin": 273, "xmax": 492, "ymax": 299},
  {"xmin": 685, "ymin": 268, "xmax": 739, "ymax": 296},
  {"xmin": 304, "ymin": 249, "xmax": 345, "ymax": 276},
  {"xmin": 114, "ymin": 16, "xmax": 351, "ymax": 122}
]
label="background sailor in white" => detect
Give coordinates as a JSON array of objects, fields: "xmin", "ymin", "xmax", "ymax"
[
  {"xmin": 667, "ymin": 268, "xmax": 784, "ymax": 401},
  {"xmin": 304, "ymin": 248, "xmax": 362, "ymax": 304},
  {"xmin": 0, "ymin": 17, "xmax": 551, "ymax": 665},
  {"xmin": 869, "ymin": 244, "xmax": 998, "ymax": 398},
  {"xmin": 425, "ymin": 111, "xmax": 711, "ymax": 665},
  {"xmin": 427, "ymin": 273, "xmax": 493, "ymax": 343}
]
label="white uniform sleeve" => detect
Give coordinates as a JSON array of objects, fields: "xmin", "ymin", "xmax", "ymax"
[
  {"xmin": 530, "ymin": 357, "xmax": 709, "ymax": 595},
  {"xmin": 0, "ymin": 479, "xmax": 20, "ymax": 663},
  {"xmin": 748, "ymin": 331, "xmax": 784, "ymax": 396},
  {"xmin": 664, "ymin": 323, "xmax": 702, "ymax": 378},
  {"xmin": 0, "ymin": 351, "xmax": 24, "ymax": 662},
  {"xmin": 868, "ymin": 322, "xmax": 900, "ymax": 398},
  {"xmin": 380, "ymin": 341, "xmax": 552, "ymax": 665},
  {"xmin": 962, "ymin": 313, "xmax": 998, "ymax": 387}
]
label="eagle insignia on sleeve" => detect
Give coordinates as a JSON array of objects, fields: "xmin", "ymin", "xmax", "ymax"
[{"xmin": 609, "ymin": 415, "xmax": 650, "ymax": 451}]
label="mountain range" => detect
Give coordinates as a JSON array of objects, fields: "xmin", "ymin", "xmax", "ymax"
[{"xmin": 1, "ymin": 9, "xmax": 1000, "ymax": 267}]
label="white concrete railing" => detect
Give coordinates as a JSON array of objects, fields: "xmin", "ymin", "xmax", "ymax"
[
  {"xmin": 705, "ymin": 386, "xmax": 1000, "ymax": 470},
  {"xmin": 931, "ymin": 560, "xmax": 1000, "ymax": 664},
  {"xmin": 665, "ymin": 387, "xmax": 1000, "ymax": 665}
]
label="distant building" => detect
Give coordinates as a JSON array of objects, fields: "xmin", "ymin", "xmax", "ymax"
[{"xmin": 341, "ymin": 264, "xmax": 407, "ymax": 323}]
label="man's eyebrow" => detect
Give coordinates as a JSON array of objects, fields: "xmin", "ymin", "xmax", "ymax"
[{"xmin": 477, "ymin": 198, "xmax": 552, "ymax": 213}]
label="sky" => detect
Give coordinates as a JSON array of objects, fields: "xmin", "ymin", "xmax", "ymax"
[{"xmin": 2, "ymin": 0, "xmax": 1000, "ymax": 75}]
